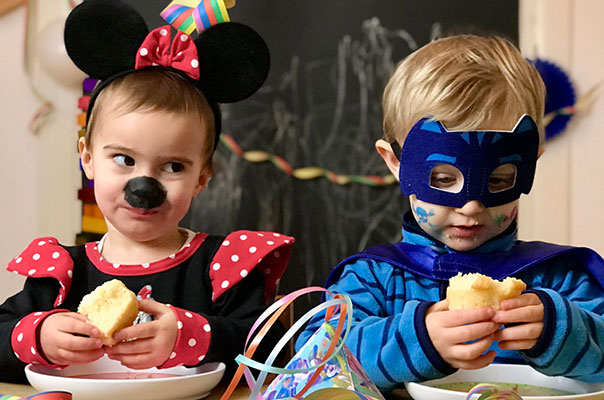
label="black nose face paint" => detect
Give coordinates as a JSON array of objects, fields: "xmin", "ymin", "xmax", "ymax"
[{"xmin": 124, "ymin": 176, "xmax": 167, "ymax": 209}]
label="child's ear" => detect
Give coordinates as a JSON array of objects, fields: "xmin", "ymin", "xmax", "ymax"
[
  {"xmin": 193, "ymin": 169, "xmax": 212, "ymax": 197},
  {"xmin": 375, "ymin": 139, "xmax": 400, "ymax": 180},
  {"xmin": 78, "ymin": 137, "xmax": 94, "ymax": 180}
]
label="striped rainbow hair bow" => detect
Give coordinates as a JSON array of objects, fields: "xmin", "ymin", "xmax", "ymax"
[{"xmin": 161, "ymin": 0, "xmax": 236, "ymax": 34}]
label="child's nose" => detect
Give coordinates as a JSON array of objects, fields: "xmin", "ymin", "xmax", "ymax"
[{"xmin": 456, "ymin": 200, "xmax": 486, "ymax": 215}]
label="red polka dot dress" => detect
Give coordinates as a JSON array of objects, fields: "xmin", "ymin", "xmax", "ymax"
[{"xmin": 0, "ymin": 229, "xmax": 294, "ymax": 382}]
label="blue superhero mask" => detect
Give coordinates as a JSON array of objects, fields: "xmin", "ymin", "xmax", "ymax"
[{"xmin": 399, "ymin": 115, "xmax": 540, "ymax": 208}]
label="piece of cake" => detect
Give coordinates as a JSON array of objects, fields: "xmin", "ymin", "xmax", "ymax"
[
  {"xmin": 78, "ymin": 279, "xmax": 139, "ymax": 346},
  {"xmin": 446, "ymin": 272, "xmax": 526, "ymax": 310}
]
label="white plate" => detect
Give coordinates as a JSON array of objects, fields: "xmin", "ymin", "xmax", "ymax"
[
  {"xmin": 405, "ymin": 364, "xmax": 604, "ymax": 400},
  {"xmin": 25, "ymin": 355, "xmax": 225, "ymax": 400}
]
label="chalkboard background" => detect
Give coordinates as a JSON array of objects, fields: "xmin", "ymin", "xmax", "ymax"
[{"xmin": 120, "ymin": 0, "xmax": 519, "ymax": 315}]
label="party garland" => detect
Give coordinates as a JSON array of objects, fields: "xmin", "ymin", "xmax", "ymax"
[{"xmin": 219, "ymin": 133, "xmax": 397, "ymax": 187}]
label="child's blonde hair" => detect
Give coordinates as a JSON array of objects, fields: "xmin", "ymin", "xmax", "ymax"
[
  {"xmin": 382, "ymin": 35, "xmax": 545, "ymax": 145},
  {"xmin": 86, "ymin": 69, "xmax": 216, "ymax": 168}
]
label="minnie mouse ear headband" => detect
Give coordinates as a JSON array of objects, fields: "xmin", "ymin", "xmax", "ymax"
[{"xmin": 64, "ymin": 0, "xmax": 270, "ymax": 149}]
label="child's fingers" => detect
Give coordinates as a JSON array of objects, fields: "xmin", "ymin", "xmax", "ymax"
[
  {"xmin": 112, "ymin": 320, "xmax": 157, "ymax": 342},
  {"xmin": 53, "ymin": 348, "xmax": 105, "ymax": 365},
  {"xmin": 106, "ymin": 337, "xmax": 154, "ymax": 356},
  {"xmin": 137, "ymin": 299, "xmax": 171, "ymax": 317},
  {"xmin": 498, "ymin": 339, "xmax": 538, "ymax": 350},
  {"xmin": 492, "ymin": 304, "xmax": 543, "ymax": 324},
  {"xmin": 499, "ymin": 293, "xmax": 541, "ymax": 310},
  {"xmin": 493, "ymin": 322, "xmax": 542, "ymax": 342},
  {"xmin": 56, "ymin": 315, "xmax": 100, "ymax": 338},
  {"xmin": 56, "ymin": 332, "xmax": 103, "ymax": 351},
  {"xmin": 108, "ymin": 353, "xmax": 156, "ymax": 370},
  {"xmin": 450, "ymin": 350, "xmax": 497, "ymax": 370},
  {"xmin": 449, "ymin": 321, "xmax": 501, "ymax": 343},
  {"xmin": 449, "ymin": 334, "xmax": 495, "ymax": 361},
  {"xmin": 439, "ymin": 307, "xmax": 495, "ymax": 327}
]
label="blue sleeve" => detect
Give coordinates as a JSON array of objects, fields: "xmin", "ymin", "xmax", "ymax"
[
  {"xmin": 521, "ymin": 263, "xmax": 604, "ymax": 380},
  {"xmin": 295, "ymin": 259, "xmax": 454, "ymax": 391}
]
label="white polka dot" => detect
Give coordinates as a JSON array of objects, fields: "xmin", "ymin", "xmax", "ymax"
[
  {"xmin": 185, "ymin": 243, "xmax": 191, "ymax": 248},
  {"xmin": 170, "ymin": 352, "xmax": 177, "ymax": 359},
  {"xmin": 94, "ymin": 246, "xmax": 98, "ymax": 251},
  {"xmin": 191, "ymin": 59, "xmax": 199, "ymax": 68},
  {"xmin": 239, "ymin": 234, "xmax": 248, "ymax": 241},
  {"xmin": 212, "ymin": 263, "xmax": 221, "ymax": 271},
  {"xmin": 249, "ymin": 246, "xmax": 257, "ymax": 254},
  {"xmin": 136, "ymin": 295, "xmax": 142, "ymax": 301},
  {"xmin": 15, "ymin": 257, "xmax": 22, "ymax": 264},
  {"xmin": 140, "ymin": 48, "xmax": 148, "ymax": 56},
  {"xmin": 267, "ymin": 241, "xmax": 274, "ymax": 245},
  {"xmin": 185, "ymin": 312, "xmax": 193, "ymax": 318},
  {"xmin": 38, "ymin": 240, "xmax": 46, "ymax": 246},
  {"xmin": 145, "ymin": 285, "xmax": 151, "ymax": 290},
  {"xmin": 15, "ymin": 321, "xmax": 20, "ymax": 327},
  {"xmin": 231, "ymin": 254, "xmax": 239, "ymax": 262},
  {"xmin": 273, "ymin": 233, "xmax": 281, "ymax": 237},
  {"xmin": 177, "ymin": 51, "xmax": 182, "ymax": 56},
  {"xmin": 100, "ymin": 257, "xmax": 104, "ymax": 261},
  {"xmin": 12, "ymin": 270, "xmax": 18, "ymax": 274},
  {"xmin": 68, "ymin": 270, "xmax": 73, "ymax": 278},
  {"xmin": 177, "ymin": 321, "xmax": 183, "ymax": 329},
  {"xmin": 198, "ymin": 355, "xmax": 205, "ymax": 361},
  {"xmin": 257, "ymin": 233, "xmax": 264, "ymax": 237},
  {"xmin": 113, "ymin": 263, "xmax": 120, "ymax": 269},
  {"xmin": 57, "ymin": 295, "xmax": 63, "ymax": 304},
  {"xmin": 47, "ymin": 266, "xmax": 55, "ymax": 272},
  {"xmin": 28, "ymin": 268, "xmax": 37, "ymax": 276},
  {"xmin": 14, "ymin": 352, "xmax": 19, "ymax": 359},
  {"xmin": 34, "ymin": 312, "xmax": 42, "ymax": 316},
  {"xmin": 60, "ymin": 282, "xmax": 65, "ymax": 289},
  {"xmin": 52, "ymin": 252, "xmax": 60, "ymax": 259},
  {"xmin": 240, "ymin": 269, "xmax": 248, "ymax": 277},
  {"xmin": 169, "ymin": 254, "xmax": 176, "ymax": 259},
  {"xmin": 30, "ymin": 347, "xmax": 36, "ymax": 355},
  {"xmin": 142, "ymin": 263, "xmax": 150, "ymax": 268},
  {"xmin": 160, "ymin": 28, "xmax": 168, "ymax": 36},
  {"xmin": 284, "ymin": 239, "xmax": 290, "ymax": 244},
  {"xmin": 188, "ymin": 338, "xmax": 196, "ymax": 347},
  {"xmin": 264, "ymin": 268, "xmax": 271, "ymax": 275},
  {"xmin": 222, "ymin": 240, "xmax": 230, "ymax": 246},
  {"xmin": 33, "ymin": 318, "xmax": 40, "ymax": 325},
  {"xmin": 203, "ymin": 324, "xmax": 211, "ymax": 332},
  {"xmin": 221, "ymin": 280, "xmax": 229, "ymax": 289},
  {"xmin": 274, "ymin": 251, "xmax": 281, "ymax": 258},
  {"xmin": 17, "ymin": 333, "xmax": 23, "ymax": 342},
  {"xmin": 180, "ymin": 34, "xmax": 188, "ymax": 42},
  {"xmin": 32, "ymin": 253, "xmax": 40, "ymax": 261}
]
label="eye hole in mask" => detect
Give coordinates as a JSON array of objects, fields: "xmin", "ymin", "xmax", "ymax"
[
  {"xmin": 489, "ymin": 163, "xmax": 517, "ymax": 193},
  {"xmin": 429, "ymin": 164, "xmax": 464, "ymax": 193}
]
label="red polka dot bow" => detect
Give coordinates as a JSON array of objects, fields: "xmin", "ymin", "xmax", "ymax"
[{"xmin": 135, "ymin": 25, "xmax": 200, "ymax": 81}]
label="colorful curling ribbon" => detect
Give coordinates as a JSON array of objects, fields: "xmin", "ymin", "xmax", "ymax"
[
  {"xmin": 465, "ymin": 383, "xmax": 523, "ymax": 400},
  {"xmin": 161, "ymin": 0, "xmax": 235, "ymax": 34}
]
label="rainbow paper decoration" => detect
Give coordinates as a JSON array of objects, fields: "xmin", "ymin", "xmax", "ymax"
[{"xmin": 161, "ymin": 0, "xmax": 234, "ymax": 34}]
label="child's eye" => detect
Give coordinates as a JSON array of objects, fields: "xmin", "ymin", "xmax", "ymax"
[
  {"xmin": 163, "ymin": 162, "xmax": 184, "ymax": 173},
  {"xmin": 429, "ymin": 164, "xmax": 464, "ymax": 193},
  {"xmin": 488, "ymin": 164, "xmax": 517, "ymax": 193},
  {"xmin": 113, "ymin": 154, "xmax": 135, "ymax": 166}
]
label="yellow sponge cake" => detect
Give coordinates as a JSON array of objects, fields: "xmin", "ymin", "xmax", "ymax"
[
  {"xmin": 78, "ymin": 279, "xmax": 139, "ymax": 346},
  {"xmin": 446, "ymin": 272, "xmax": 526, "ymax": 310}
]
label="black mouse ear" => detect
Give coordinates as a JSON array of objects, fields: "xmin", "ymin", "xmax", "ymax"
[
  {"xmin": 195, "ymin": 22, "xmax": 270, "ymax": 103},
  {"xmin": 64, "ymin": 0, "xmax": 149, "ymax": 80}
]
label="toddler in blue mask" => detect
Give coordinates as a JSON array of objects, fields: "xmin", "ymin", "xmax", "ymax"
[{"xmin": 296, "ymin": 34, "xmax": 604, "ymax": 392}]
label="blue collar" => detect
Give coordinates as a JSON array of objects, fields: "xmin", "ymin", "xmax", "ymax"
[{"xmin": 401, "ymin": 211, "xmax": 517, "ymax": 254}]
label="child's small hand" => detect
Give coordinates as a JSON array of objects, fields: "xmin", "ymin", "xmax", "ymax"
[
  {"xmin": 39, "ymin": 312, "xmax": 104, "ymax": 365},
  {"xmin": 492, "ymin": 293, "xmax": 543, "ymax": 350},
  {"xmin": 105, "ymin": 299, "xmax": 177, "ymax": 369},
  {"xmin": 425, "ymin": 300, "xmax": 501, "ymax": 370}
]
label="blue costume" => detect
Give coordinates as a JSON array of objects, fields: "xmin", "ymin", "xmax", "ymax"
[{"xmin": 296, "ymin": 116, "xmax": 604, "ymax": 390}]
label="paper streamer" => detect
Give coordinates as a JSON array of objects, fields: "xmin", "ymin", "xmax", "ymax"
[
  {"xmin": 161, "ymin": 0, "xmax": 234, "ymax": 34},
  {"xmin": 219, "ymin": 133, "xmax": 397, "ymax": 187}
]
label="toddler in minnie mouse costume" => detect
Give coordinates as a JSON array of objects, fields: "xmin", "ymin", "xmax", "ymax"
[{"xmin": 0, "ymin": 0, "xmax": 293, "ymax": 383}]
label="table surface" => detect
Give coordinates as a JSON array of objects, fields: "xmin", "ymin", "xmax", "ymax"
[{"xmin": 0, "ymin": 381, "xmax": 412, "ymax": 399}]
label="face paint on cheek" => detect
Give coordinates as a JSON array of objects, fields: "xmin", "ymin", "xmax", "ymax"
[
  {"xmin": 494, "ymin": 205, "xmax": 518, "ymax": 227},
  {"xmin": 412, "ymin": 204, "xmax": 435, "ymax": 224}
]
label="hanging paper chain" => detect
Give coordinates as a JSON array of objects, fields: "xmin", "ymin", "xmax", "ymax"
[
  {"xmin": 219, "ymin": 133, "xmax": 397, "ymax": 187},
  {"xmin": 161, "ymin": 0, "xmax": 235, "ymax": 34}
]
